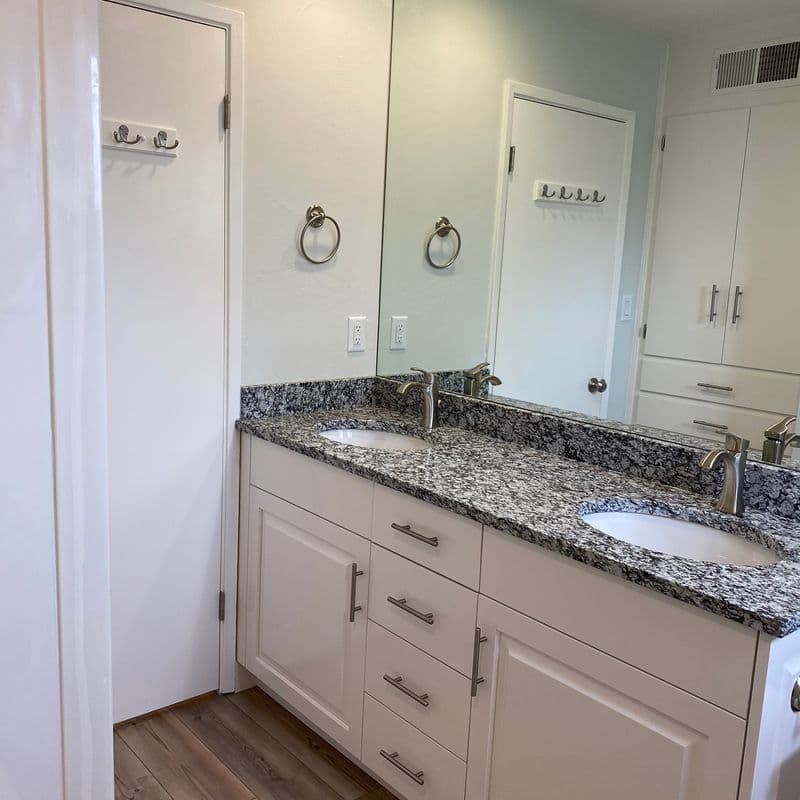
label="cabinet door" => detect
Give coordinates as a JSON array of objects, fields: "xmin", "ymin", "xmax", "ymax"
[
  {"xmin": 644, "ymin": 110, "xmax": 749, "ymax": 363},
  {"xmin": 722, "ymin": 101, "xmax": 800, "ymax": 374},
  {"xmin": 244, "ymin": 487, "xmax": 370, "ymax": 757},
  {"xmin": 466, "ymin": 597, "xmax": 744, "ymax": 800}
]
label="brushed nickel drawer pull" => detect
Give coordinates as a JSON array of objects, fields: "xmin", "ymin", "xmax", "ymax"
[
  {"xmin": 693, "ymin": 419, "xmax": 729, "ymax": 431},
  {"xmin": 731, "ymin": 285, "xmax": 743, "ymax": 324},
  {"xmin": 349, "ymin": 563, "xmax": 364, "ymax": 623},
  {"xmin": 391, "ymin": 522, "xmax": 439, "ymax": 548},
  {"xmin": 708, "ymin": 284, "xmax": 719, "ymax": 322},
  {"xmin": 697, "ymin": 382, "xmax": 734, "ymax": 392},
  {"xmin": 383, "ymin": 674, "xmax": 430, "ymax": 707},
  {"xmin": 470, "ymin": 627, "xmax": 488, "ymax": 697},
  {"xmin": 379, "ymin": 750, "xmax": 425, "ymax": 785},
  {"xmin": 387, "ymin": 595, "xmax": 435, "ymax": 625}
]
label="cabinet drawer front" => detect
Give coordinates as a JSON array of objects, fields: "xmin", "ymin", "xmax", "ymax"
[
  {"xmin": 369, "ymin": 545, "xmax": 478, "ymax": 675},
  {"xmin": 249, "ymin": 439, "xmax": 373, "ymax": 536},
  {"xmin": 363, "ymin": 695, "xmax": 466, "ymax": 800},
  {"xmin": 481, "ymin": 528, "xmax": 756, "ymax": 717},
  {"xmin": 636, "ymin": 391, "xmax": 785, "ymax": 448},
  {"xmin": 372, "ymin": 485, "xmax": 482, "ymax": 589},
  {"xmin": 639, "ymin": 356, "xmax": 800, "ymax": 412},
  {"xmin": 365, "ymin": 622, "xmax": 471, "ymax": 759}
]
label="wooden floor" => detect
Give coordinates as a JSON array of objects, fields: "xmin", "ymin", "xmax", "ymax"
[{"xmin": 114, "ymin": 687, "xmax": 397, "ymax": 800}]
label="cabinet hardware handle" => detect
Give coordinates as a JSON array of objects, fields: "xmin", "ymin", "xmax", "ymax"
[
  {"xmin": 387, "ymin": 595, "xmax": 434, "ymax": 625},
  {"xmin": 379, "ymin": 750, "xmax": 425, "ymax": 785},
  {"xmin": 390, "ymin": 522, "xmax": 439, "ymax": 548},
  {"xmin": 349, "ymin": 563, "xmax": 364, "ymax": 623},
  {"xmin": 697, "ymin": 382, "xmax": 733, "ymax": 392},
  {"xmin": 383, "ymin": 674, "xmax": 430, "ymax": 707},
  {"xmin": 470, "ymin": 627, "xmax": 488, "ymax": 697},
  {"xmin": 731, "ymin": 285, "xmax": 743, "ymax": 324},
  {"xmin": 792, "ymin": 679, "xmax": 800, "ymax": 712},
  {"xmin": 709, "ymin": 284, "xmax": 719, "ymax": 322},
  {"xmin": 693, "ymin": 419, "xmax": 729, "ymax": 431}
]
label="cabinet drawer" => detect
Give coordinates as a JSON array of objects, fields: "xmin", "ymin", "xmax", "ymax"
[
  {"xmin": 636, "ymin": 391, "xmax": 785, "ymax": 447},
  {"xmin": 639, "ymin": 356, "xmax": 800, "ymax": 412},
  {"xmin": 369, "ymin": 545, "xmax": 478, "ymax": 676},
  {"xmin": 362, "ymin": 694, "xmax": 466, "ymax": 800},
  {"xmin": 372, "ymin": 485, "xmax": 482, "ymax": 589},
  {"xmin": 249, "ymin": 439, "xmax": 373, "ymax": 536},
  {"xmin": 365, "ymin": 622, "xmax": 471, "ymax": 759}
]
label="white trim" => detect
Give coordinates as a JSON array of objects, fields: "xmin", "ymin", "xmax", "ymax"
[
  {"xmin": 485, "ymin": 81, "xmax": 636, "ymax": 419},
  {"xmin": 102, "ymin": 0, "xmax": 244, "ymax": 694}
]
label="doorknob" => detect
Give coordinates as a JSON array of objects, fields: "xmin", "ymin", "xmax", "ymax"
[{"xmin": 587, "ymin": 377, "xmax": 608, "ymax": 394}]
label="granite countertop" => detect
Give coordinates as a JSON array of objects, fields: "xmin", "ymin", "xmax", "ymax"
[{"xmin": 238, "ymin": 407, "xmax": 800, "ymax": 637}]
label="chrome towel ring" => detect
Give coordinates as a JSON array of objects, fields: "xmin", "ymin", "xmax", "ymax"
[
  {"xmin": 299, "ymin": 205, "xmax": 341, "ymax": 264},
  {"xmin": 425, "ymin": 216, "xmax": 461, "ymax": 269}
]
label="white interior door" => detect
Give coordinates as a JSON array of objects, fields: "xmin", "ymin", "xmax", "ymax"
[
  {"xmin": 100, "ymin": 1, "xmax": 227, "ymax": 722},
  {"xmin": 722, "ymin": 101, "xmax": 800, "ymax": 374},
  {"xmin": 493, "ymin": 96, "xmax": 631, "ymax": 417}
]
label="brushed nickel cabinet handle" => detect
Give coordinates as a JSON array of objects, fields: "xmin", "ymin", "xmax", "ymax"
[
  {"xmin": 791, "ymin": 678, "xmax": 800, "ymax": 712},
  {"xmin": 470, "ymin": 627, "xmax": 488, "ymax": 697},
  {"xmin": 731, "ymin": 285, "xmax": 743, "ymax": 324},
  {"xmin": 693, "ymin": 419, "xmax": 729, "ymax": 431},
  {"xmin": 383, "ymin": 674, "xmax": 430, "ymax": 707},
  {"xmin": 349, "ymin": 563, "xmax": 364, "ymax": 623},
  {"xmin": 709, "ymin": 284, "xmax": 719, "ymax": 322},
  {"xmin": 379, "ymin": 750, "xmax": 425, "ymax": 785},
  {"xmin": 387, "ymin": 595, "xmax": 434, "ymax": 625},
  {"xmin": 697, "ymin": 382, "xmax": 733, "ymax": 392},
  {"xmin": 391, "ymin": 522, "xmax": 439, "ymax": 548}
]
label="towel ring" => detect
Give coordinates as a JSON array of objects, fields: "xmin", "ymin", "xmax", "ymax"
[
  {"xmin": 425, "ymin": 217, "xmax": 461, "ymax": 269},
  {"xmin": 299, "ymin": 205, "xmax": 341, "ymax": 264}
]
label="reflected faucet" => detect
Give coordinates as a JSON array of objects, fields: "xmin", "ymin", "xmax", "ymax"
[
  {"xmin": 699, "ymin": 433, "xmax": 749, "ymax": 516},
  {"xmin": 462, "ymin": 361, "xmax": 502, "ymax": 398},
  {"xmin": 762, "ymin": 415, "xmax": 800, "ymax": 465},
  {"xmin": 398, "ymin": 368, "xmax": 440, "ymax": 433}
]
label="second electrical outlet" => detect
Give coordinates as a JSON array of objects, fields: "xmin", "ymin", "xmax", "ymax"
[{"xmin": 347, "ymin": 316, "xmax": 366, "ymax": 352}]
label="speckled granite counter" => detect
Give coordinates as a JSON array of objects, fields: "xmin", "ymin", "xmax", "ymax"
[{"xmin": 238, "ymin": 407, "xmax": 800, "ymax": 638}]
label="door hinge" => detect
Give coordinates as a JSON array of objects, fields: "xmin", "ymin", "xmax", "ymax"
[
  {"xmin": 218, "ymin": 590, "xmax": 226, "ymax": 621},
  {"xmin": 641, "ymin": 322, "xmax": 648, "ymax": 339},
  {"xmin": 223, "ymin": 94, "xmax": 231, "ymax": 131},
  {"xmin": 508, "ymin": 145, "xmax": 516, "ymax": 174},
  {"xmin": 659, "ymin": 135, "xmax": 666, "ymax": 152}
]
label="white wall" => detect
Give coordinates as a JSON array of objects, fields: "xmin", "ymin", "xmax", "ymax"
[
  {"xmin": 665, "ymin": 10, "xmax": 800, "ymax": 116},
  {"xmin": 377, "ymin": 0, "xmax": 666, "ymax": 422},
  {"xmin": 235, "ymin": 0, "xmax": 392, "ymax": 385}
]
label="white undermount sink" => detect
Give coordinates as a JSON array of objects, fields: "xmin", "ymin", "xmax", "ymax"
[
  {"xmin": 319, "ymin": 427, "xmax": 431, "ymax": 451},
  {"xmin": 582, "ymin": 511, "xmax": 781, "ymax": 566}
]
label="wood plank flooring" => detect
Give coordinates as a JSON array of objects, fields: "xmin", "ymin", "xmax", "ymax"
[{"xmin": 114, "ymin": 688, "xmax": 397, "ymax": 800}]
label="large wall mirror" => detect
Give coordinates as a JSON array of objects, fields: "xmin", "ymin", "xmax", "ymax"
[{"xmin": 377, "ymin": 0, "xmax": 800, "ymax": 470}]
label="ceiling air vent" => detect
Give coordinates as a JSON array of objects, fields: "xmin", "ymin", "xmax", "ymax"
[{"xmin": 713, "ymin": 39, "xmax": 800, "ymax": 93}]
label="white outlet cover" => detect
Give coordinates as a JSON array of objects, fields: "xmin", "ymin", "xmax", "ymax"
[
  {"xmin": 390, "ymin": 315, "xmax": 408, "ymax": 350},
  {"xmin": 620, "ymin": 294, "xmax": 633, "ymax": 322},
  {"xmin": 348, "ymin": 316, "xmax": 366, "ymax": 353}
]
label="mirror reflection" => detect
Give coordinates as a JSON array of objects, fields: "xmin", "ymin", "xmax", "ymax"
[{"xmin": 377, "ymin": 0, "xmax": 800, "ymax": 468}]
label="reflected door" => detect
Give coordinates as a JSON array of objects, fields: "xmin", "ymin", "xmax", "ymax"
[{"xmin": 493, "ymin": 97, "xmax": 631, "ymax": 417}]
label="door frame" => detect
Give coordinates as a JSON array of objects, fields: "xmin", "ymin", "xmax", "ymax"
[
  {"xmin": 101, "ymin": 0, "xmax": 244, "ymax": 693},
  {"xmin": 485, "ymin": 81, "xmax": 636, "ymax": 419}
]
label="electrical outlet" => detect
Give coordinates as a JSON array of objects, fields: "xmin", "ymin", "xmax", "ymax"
[
  {"xmin": 347, "ymin": 316, "xmax": 366, "ymax": 352},
  {"xmin": 620, "ymin": 294, "xmax": 633, "ymax": 322},
  {"xmin": 390, "ymin": 315, "xmax": 408, "ymax": 350}
]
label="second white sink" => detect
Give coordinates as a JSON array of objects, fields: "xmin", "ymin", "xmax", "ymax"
[
  {"xmin": 320, "ymin": 427, "xmax": 431, "ymax": 451},
  {"xmin": 582, "ymin": 511, "xmax": 780, "ymax": 566}
]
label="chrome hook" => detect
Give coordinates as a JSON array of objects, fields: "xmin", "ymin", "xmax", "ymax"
[
  {"xmin": 559, "ymin": 186, "xmax": 574, "ymax": 200},
  {"xmin": 113, "ymin": 124, "xmax": 143, "ymax": 145},
  {"xmin": 576, "ymin": 188, "xmax": 592, "ymax": 201},
  {"xmin": 541, "ymin": 183, "xmax": 556, "ymax": 199},
  {"xmin": 592, "ymin": 190, "xmax": 606, "ymax": 203},
  {"xmin": 153, "ymin": 130, "xmax": 179, "ymax": 150}
]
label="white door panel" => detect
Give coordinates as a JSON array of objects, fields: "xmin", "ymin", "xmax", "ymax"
[{"xmin": 101, "ymin": 1, "xmax": 226, "ymax": 722}]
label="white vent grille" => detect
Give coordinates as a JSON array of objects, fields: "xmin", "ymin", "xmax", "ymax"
[{"xmin": 713, "ymin": 38, "xmax": 800, "ymax": 93}]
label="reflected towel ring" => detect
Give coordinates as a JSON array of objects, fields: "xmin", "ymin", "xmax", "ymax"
[
  {"xmin": 425, "ymin": 216, "xmax": 461, "ymax": 269},
  {"xmin": 299, "ymin": 205, "xmax": 341, "ymax": 264}
]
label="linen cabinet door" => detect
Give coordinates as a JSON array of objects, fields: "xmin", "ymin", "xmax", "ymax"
[
  {"xmin": 466, "ymin": 597, "xmax": 744, "ymax": 800},
  {"xmin": 243, "ymin": 487, "xmax": 370, "ymax": 757},
  {"xmin": 644, "ymin": 109, "xmax": 749, "ymax": 363},
  {"xmin": 722, "ymin": 101, "xmax": 800, "ymax": 374}
]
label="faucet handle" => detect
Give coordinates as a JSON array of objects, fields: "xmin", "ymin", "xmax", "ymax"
[
  {"xmin": 724, "ymin": 433, "xmax": 749, "ymax": 454},
  {"xmin": 765, "ymin": 415, "xmax": 797, "ymax": 440},
  {"xmin": 463, "ymin": 361, "xmax": 490, "ymax": 378},
  {"xmin": 410, "ymin": 367, "xmax": 436, "ymax": 385}
]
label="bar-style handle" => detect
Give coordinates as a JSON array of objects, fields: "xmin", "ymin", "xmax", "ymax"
[
  {"xmin": 349, "ymin": 563, "xmax": 364, "ymax": 623},
  {"xmin": 391, "ymin": 522, "xmax": 439, "ymax": 548},
  {"xmin": 697, "ymin": 382, "xmax": 733, "ymax": 392},
  {"xmin": 387, "ymin": 595, "xmax": 435, "ymax": 625},
  {"xmin": 731, "ymin": 285, "xmax": 743, "ymax": 324},
  {"xmin": 383, "ymin": 674, "xmax": 430, "ymax": 707},
  {"xmin": 379, "ymin": 750, "xmax": 425, "ymax": 786},
  {"xmin": 693, "ymin": 419, "xmax": 729, "ymax": 432},
  {"xmin": 709, "ymin": 284, "xmax": 719, "ymax": 322},
  {"xmin": 470, "ymin": 627, "xmax": 488, "ymax": 697}
]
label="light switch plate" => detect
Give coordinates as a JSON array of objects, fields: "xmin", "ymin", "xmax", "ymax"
[
  {"xmin": 348, "ymin": 316, "xmax": 366, "ymax": 352},
  {"xmin": 390, "ymin": 315, "xmax": 408, "ymax": 350},
  {"xmin": 620, "ymin": 294, "xmax": 633, "ymax": 322}
]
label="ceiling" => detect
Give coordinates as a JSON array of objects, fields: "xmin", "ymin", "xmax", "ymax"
[{"xmin": 562, "ymin": 0, "xmax": 800, "ymax": 35}]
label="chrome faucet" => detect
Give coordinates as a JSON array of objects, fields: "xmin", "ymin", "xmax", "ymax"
[
  {"xmin": 462, "ymin": 362, "xmax": 502, "ymax": 398},
  {"xmin": 699, "ymin": 433, "xmax": 749, "ymax": 516},
  {"xmin": 397, "ymin": 368, "xmax": 440, "ymax": 433},
  {"xmin": 762, "ymin": 415, "xmax": 800, "ymax": 465}
]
